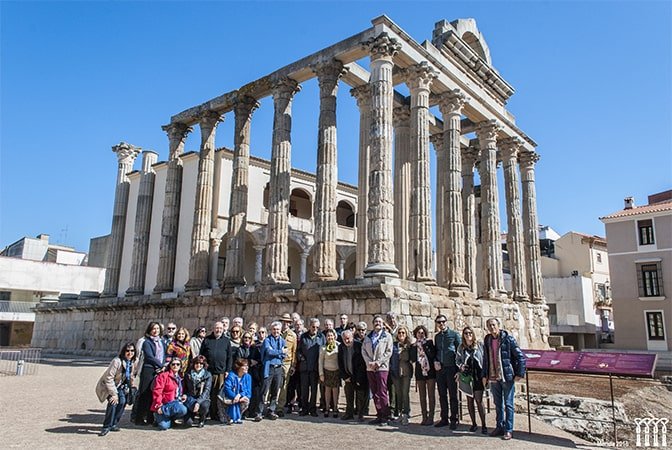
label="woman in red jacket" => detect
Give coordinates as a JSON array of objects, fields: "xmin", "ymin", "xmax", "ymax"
[{"xmin": 151, "ymin": 359, "xmax": 188, "ymax": 430}]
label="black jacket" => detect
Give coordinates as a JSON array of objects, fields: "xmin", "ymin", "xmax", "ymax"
[
  {"xmin": 183, "ymin": 369, "xmax": 212, "ymax": 404},
  {"xmin": 409, "ymin": 339, "xmax": 437, "ymax": 380},
  {"xmin": 296, "ymin": 332, "xmax": 325, "ymax": 372},
  {"xmin": 337, "ymin": 340, "xmax": 368, "ymax": 389},
  {"xmin": 200, "ymin": 333, "xmax": 233, "ymax": 375},
  {"xmin": 235, "ymin": 344, "xmax": 263, "ymax": 384}
]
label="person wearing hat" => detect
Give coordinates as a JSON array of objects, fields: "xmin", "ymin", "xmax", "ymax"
[{"xmin": 277, "ymin": 313, "xmax": 297, "ymax": 416}]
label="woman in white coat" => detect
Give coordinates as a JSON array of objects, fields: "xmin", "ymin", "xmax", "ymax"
[{"xmin": 95, "ymin": 342, "xmax": 138, "ymax": 436}]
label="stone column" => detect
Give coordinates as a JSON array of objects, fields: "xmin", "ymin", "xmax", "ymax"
[
  {"xmin": 265, "ymin": 78, "xmax": 300, "ymax": 284},
  {"xmin": 254, "ymin": 245, "xmax": 265, "ymax": 283},
  {"xmin": 311, "ymin": 60, "xmax": 346, "ymax": 281},
  {"xmin": 338, "ymin": 258, "xmax": 345, "ymax": 280},
  {"xmin": 300, "ymin": 251, "xmax": 309, "ymax": 284},
  {"xmin": 461, "ymin": 145, "xmax": 479, "ymax": 295},
  {"xmin": 476, "ymin": 120, "xmax": 506, "ymax": 299},
  {"xmin": 103, "ymin": 142, "xmax": 140, "ymax": 296},
  {"xmin": 186, "ymin": 111, "xmax": 221, "ymax": 291},
  {"xmin": 350, "ymin": 85, "xmax": 371, "ymax": 277},
  {"xmin": 223, "ymin": 96, "xmax": 259, "ymax": 287},
  {"xmin": 126, "ymin": 150, "xmax": 158, "ymax": 296},
  {"xmin": 430, "ymin": 132, "xmax": 447, "ymax": 286},
  {"xmin": 393, "ymin": 104, "xmax": 411, "ymax": 280},
  {"xmin": 520, "ymin": 150, "xmax": 545, "ymax": 304},
  {"xmin": 499, "ymin": 137, "xmax": 529, "ymax": 302},
  {"xmin": 438, "ymin": 90, "xmax": 469, "ymax": 291},
  {"xmin": 363, "ymin": 32, "xmax": 400, "ymax": 278},
  {"xmin": 209, "ymin": 236, "xmax": 222, "ymax": 289},
  {"xmin": 407, "ymin": 63, "xmax": 437, "ymax": 284},
  {"xmin": 154, "ymin": 123, "xmax": 191, "ymax": 293}
]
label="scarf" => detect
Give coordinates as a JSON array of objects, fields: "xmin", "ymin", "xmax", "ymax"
[
  {"xmin": 190, "ymin": 367, "xmax": 206, "ymax": 384},
  {"xmin": 151, "ymin": 335, "xmax": 164, "ymax": 363},
  {"xmin": 326, "ymin": 341, "xmax": 336, "ymax": 353},
  {"xmin": 124, "ymin": 359, "xmax": 132, "ymax": 385},
  {"xmin": 416, "ymin": 339, "xmax": 430, "ymax": 377},
  {"xmin": 371, "ymin": 331, "xmax": 382, "ymax": 351}
]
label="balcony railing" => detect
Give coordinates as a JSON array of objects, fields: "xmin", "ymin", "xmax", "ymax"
[{"xmin": 0, "ymin": 301, "xmax": 38, "ymax": 313}]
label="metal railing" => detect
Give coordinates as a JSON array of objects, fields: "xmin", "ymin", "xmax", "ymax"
[
  {"xmin": 0, "ymin": 300, "xmax": 38, "ymax": 313},
  {"xmin": 0, "ymin": 348, "xmax": 42, "ymax": 376}
]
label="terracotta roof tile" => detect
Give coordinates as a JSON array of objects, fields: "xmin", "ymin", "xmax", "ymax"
[{"xmin": 600, "ymin": 201, "xmax": 672, "ymax": 220}]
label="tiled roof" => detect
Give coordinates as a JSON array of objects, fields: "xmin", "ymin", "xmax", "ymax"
[{"xmin": 600, "ymin": 201, "xmax": 672, "ymax": 220}]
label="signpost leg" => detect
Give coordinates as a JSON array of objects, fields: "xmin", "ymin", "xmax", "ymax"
[
  {"xmin": 526, "ymin": 371, "xmax": 532, "ymax": 434},
  {"xmin": 609, "ymin": 373, "xmax": 617, "ymax": 443}
]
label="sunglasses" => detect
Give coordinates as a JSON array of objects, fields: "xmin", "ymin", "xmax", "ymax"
[
  {"xmin": 167, "ymin": 327, "xmax": 177, "ymax": 331},
  {"xmin": 125, "ymin": 349, "xmax": 135, "ymax": 353},
  {"xmin": 170, "ymin": 363, "xmax": 181, "ymax": 367},
  {"xmin": 231, "ymin": 330, "xmax": 241, "ymax": 333},
  {"xmin": 435, "ymin": 320, "xmax": 446, "ymax": 324}
]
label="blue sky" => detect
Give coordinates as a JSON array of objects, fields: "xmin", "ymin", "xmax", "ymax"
[{"xmin": 1, "ymin": 0, "xmax": 670, "ymax": 253}]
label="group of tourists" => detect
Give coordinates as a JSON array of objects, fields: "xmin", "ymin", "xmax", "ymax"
[{"xmin": 96, "ymin": 312, "xmax": 526, "ymax": 440}]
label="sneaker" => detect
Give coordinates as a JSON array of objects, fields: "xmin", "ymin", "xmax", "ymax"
[
  {"xmin": 489, "ymin": 427, "xmax": 505, "ymax": 437},
  {"xmin": 99, "ymin": 428, "xmax": 110, "ymax": 437},
  {"xmin": 234, "ymin": 419, "xmax": 243, "ymax": 424},
  {"xmin": 267, "ymin": 413, "xmax": 279, "ymax": 420},
  {"xmin": 502, "ymin": 432, "xmax": 513, "ymax": 440},
  {"xmin": 469, "ymin": 424, "xmax": 478, "ymax": 432},
  {"xmin": 481, "ymin": 426, "xmax": 488, "ymax": 435}
]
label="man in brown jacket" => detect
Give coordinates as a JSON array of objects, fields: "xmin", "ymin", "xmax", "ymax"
[{"xmin": 277, "ymin": 313, "xmax": 297, "ymax": 416}]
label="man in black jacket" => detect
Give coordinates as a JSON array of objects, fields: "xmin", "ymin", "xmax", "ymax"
[
  {"xmin": 338, "ymin": 330, "xmax": 368, "ymax": 421},
  {"xmin": 200, "ymin": 321, "xmax": 233, "ymax": 423},
  {"xmin": 296, "ymin": 318, "xmax": 325, "ymax": 416}
]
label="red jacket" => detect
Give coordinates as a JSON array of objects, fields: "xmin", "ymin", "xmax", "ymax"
[{"xmin": 151, "ymin": 371, "xmax": 182, "ymax": 411}]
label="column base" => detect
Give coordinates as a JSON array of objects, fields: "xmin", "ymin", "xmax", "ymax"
[
  {"xmin": 478, "ymin": 290, "xmax": 509, "ymax": 302},
  {"xmin": 513, "ymin": 294, "xmax": 530, "ymax": 302},
  {"xmin": 153, "ymin": 285, "xmax": 174, "ymax": 294},
  {"xmin": 184, "ymin": 280, "xmax": 209, "ymax": 292},
  {"xmin": 531, "ymin": 295, "xmax": 546, "ymax": 305},
  {"xmin": 310, "ymin": 270, "xmax": 339, "ymax": 282},
  {"xmin": 363, "ymin": 263, "xmax": 399, "ymax": 278},
  {"xmin": 125, "ymin": 288, "xmax": 144, "ymax": 297},
  {"xmin": 222, "ymin": 276, "xmax": 247, "ymax": 289},
  {"xmin": 262, "ymin": 274, "xmax": 291, "ymax": 285}
]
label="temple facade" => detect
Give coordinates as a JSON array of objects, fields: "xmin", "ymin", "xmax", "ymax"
[{"xmin": 33, "ymin": 16, "xmax": 549, "ymax": 354}]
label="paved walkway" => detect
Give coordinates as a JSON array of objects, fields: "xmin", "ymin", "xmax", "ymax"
[{"xmin": 0, "ymin": 355, "xmax": 603, "ymax": 449}]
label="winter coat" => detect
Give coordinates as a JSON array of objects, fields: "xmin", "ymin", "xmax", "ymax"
[
  {"xmin": 183, "ymin": 368, "xmax": 212, "ymax": 404},
  {"xmin": 222, "ymin": 371, "xmax": 252, "ymax": 401},
  {"xmin": 337, "ymin": 340, "xmax": 368, "ymax": 389},
  {"xmin": 481, "ymin": 330, "xmax": 526, "ymax": 382},
  {"xmin": 166, "ymin": 339, "xmax": 191, "ymax": 376},
  {"xmin": 297, "ymin": 332, "xmax": 325, "ymax": 373},
  {"xmin": 142, "ymin": 337, "xmax": 166, "ymax": 370},
  {"xmin": 95, "ymin": 357, "xmax": 137, "ymax": 402},
  {"xmin": 151, "ymin": 370, "xmax": 183, "ymax": 411},
  {"xmin": 409, "ymin": 339, "xmax": 437, "ymax": 380}
]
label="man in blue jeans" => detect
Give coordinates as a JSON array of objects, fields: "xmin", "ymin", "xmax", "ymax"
[
  {"xmin": 481, "ymin": 317, "xmax": 526, "ymax": 441},
  {"xmin": 433, "ymin": 314, "xmax": 461, "ymax": 429}
]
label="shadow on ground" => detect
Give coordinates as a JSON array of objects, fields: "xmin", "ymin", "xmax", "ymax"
[{"xmin": 46, "ymin": 409, "xmax": 105, "ymax": 435}]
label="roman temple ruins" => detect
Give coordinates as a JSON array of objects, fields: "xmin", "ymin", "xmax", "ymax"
[{"xmin": 33, "ymin": 16, "xmax": 549, "ymax": 354}]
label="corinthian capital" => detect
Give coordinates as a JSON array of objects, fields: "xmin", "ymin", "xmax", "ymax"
[
  {"xmin": 438, "ymin": 89, "xmax": 468, "ymax": 116},
  {"xmin": 272, "ymin": 77, "xmax": 301, "ymax": 100},
  {"xmin": 365, "ymin": 32, "xmax": 401, "ymax": 60},
  {"xmin": 475, "ymin": 119, "xmax": 501, "ymax": 144},
  {"xmin": 350, "ymin": 84, "xmax": 371, "ymax": 109},
  {"xmin": 161, "ymin": 122, "xmax": 192, "ymax": 142},
  {"xmin": 312, "ymin": 59, "xmax": 348, "ymax": 90},
  {"xmin": 393, "ymin": 105, "xmax": 411, "ymax": 127},
  {"xmin": 429, "ymin": 132, "xmax": 444, "ymax": 152},
  {"xmin": 518, "ymin": 150, "xmax": 540, "ymax": 168},
  {"xmin": 112, "ymin": 142, "xmax": 141, "ymax": 164},
  {"xmin": 462, "ymin": 145, "xmax": 480, "ymax": 167},
  {"xmin": 234, "ymin": 95, "xmax": 260, "ymax": 119},
  {"xmin": 498, "ymin": 136, "xmax": 524, "ymax": 159},
  {"xmin": 199, "ymin": 110, "xmax": 223, "ymax": 130},
  {"xmin": 405, "ymin": 61, "xmax": 438, "ymax": 91}
]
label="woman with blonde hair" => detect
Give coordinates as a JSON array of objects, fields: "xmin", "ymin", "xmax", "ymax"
[
  {"xmin": 456, "ymin": 325, "xmax": 487, "ymax": 434},
  {"xmin": 166, "ymin": 327, "xmax": 191, "ymax": 376},
  {"xmin": 390, "ymin": 325, "xmax": 413, "ymax": 425},
  {"xmin": 319, "ymin": 328, "xmax": 341, "ymax": 418}
]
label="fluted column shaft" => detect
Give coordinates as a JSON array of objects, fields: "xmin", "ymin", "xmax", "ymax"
[
  {"xmin": 186, "ymin": 111, "xmax": 221, "ymax": 291},
  {"xmin": 461, "ymin": 146, "xmax": 479, "ymax": 294},
  {"xmin": 223, "ymin": 96, "xmax": 259, "ymax": 287},
  {"xmin": 312, "ymin": 61, "xmax": 345, "ymax": 281},
  {"xmin": 254, "ymin": 245, "xmax": 264, "ymax": 283},
  {"xmin": 351, "ymin": 85, "xmax": 371, "ymax": 277},
  {"xmin": 520, "ymin": 151, "xmax": 545, "ymax": 304},
  {"xmin": 407, "ymin": 63, "xmax": 437, "ymax": 284},
  {"xmin": 439, "ymin": 90, "xmax": 469, "ymax": 290},
  {"xmin": 500, "ymin": 138, "xmax": 529, "ymax": 301},
  {"xmin": 393, "ymin": 105, "xmax": 411, "ymax": 280},
  {"xmin": 103, "ymin": 142, "xmax": 140, "ymax": 296},
  {"xmin": 430, "ymin": 132, "xmax": 447, "ymax": 286},
  {"xmin": 364, "ymin": 33, "xmax": 400, "ymax": 278},
  {"xmin": 476, "ymin": 120, "xmax": 506, "ymax": 299},
  {"xmin": 154, "ymin": 123, "xmax": 191, "ymax": 293},
  {"xmin": 127, "ymin": 150, "xmax": 158, "ymax": 295},
  {"xmin": 265, "ymin": 78, "xmax": 300, "ymax": 284}
]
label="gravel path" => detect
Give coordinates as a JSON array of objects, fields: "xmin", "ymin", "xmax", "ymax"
[{"xmin": 0, "ymin": 355, "xmax": 603, "ymax": 449}]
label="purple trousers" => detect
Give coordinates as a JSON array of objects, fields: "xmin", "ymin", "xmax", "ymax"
[{"xmin": 367, "ymin": 370, "xmax": 390, "ymax": 419}]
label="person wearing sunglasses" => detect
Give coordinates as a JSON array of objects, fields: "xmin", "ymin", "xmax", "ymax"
[
  {"xmin": 135, "ymin": 321, "xmax": 166, "ymax": 426},
  {"xmin": 151, "ymin": 358, "xmax": 188, "ymax": 430},
  {"xmin": 183, "ymin": 355, "xmax": 212, "ymax": 428},
  {"xmin": 456, "ymin": 325, "xmax": 487, "ymax": 434},
  {"xmin": 190, "ymin": 326, "xmax": 208, "ymax": 357},
  {"xmin": 162, "ymin": 322, "xmax": 177, "ymax": 347},
  {"xmin": 96, "ymin": 342, "xmax": 138, "ymax": 436},
  {"xmin": 433, "ymin": 314, "xmax": 461, "ymax": 429}
]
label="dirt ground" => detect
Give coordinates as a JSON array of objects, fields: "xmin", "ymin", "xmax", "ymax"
[{"xmin": 0, "ymin": 355, "xmax": 610, "ymax": 450}]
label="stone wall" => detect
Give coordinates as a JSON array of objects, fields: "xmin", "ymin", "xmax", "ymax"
[{"xmin": 32, "ymin": 277, "xmax": 549, "ymax": 356}]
